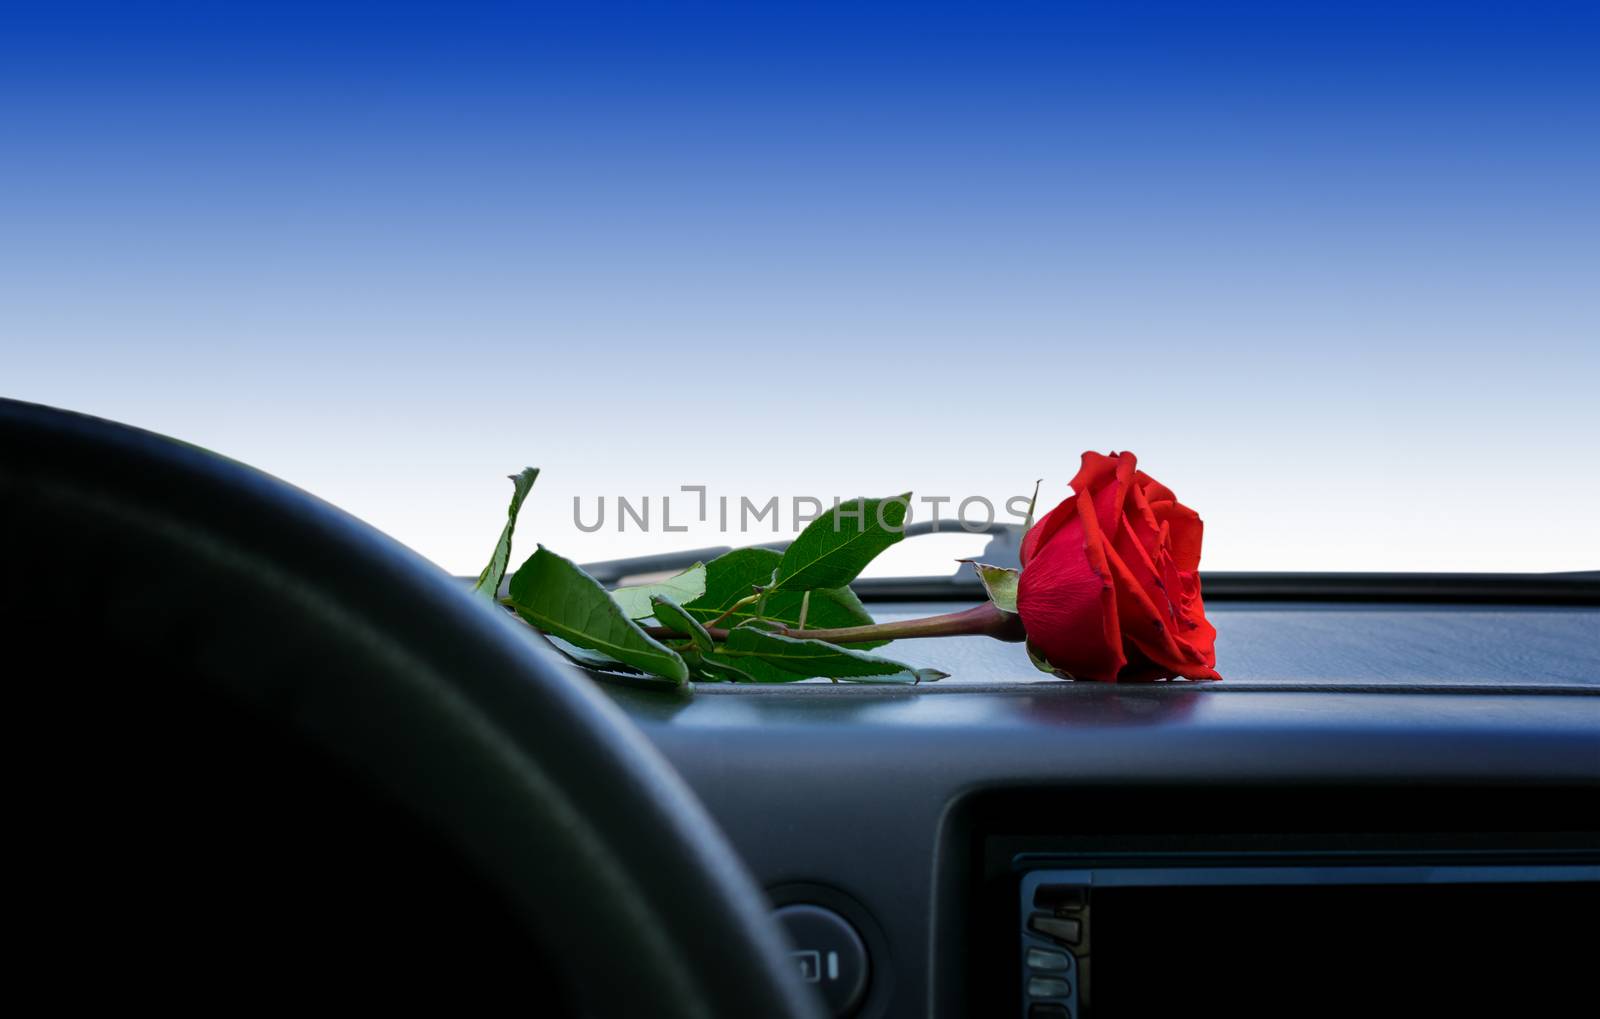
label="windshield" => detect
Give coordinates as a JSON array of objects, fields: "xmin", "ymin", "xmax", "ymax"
[{"xmin": 5, "ymin": 4, "xmax": 1596, "ymax": 578}]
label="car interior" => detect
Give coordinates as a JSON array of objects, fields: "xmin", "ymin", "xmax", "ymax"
[
  {"xmin": 5, "ymin": 6, "xmax": 1597, "ymax": 1018},
  {"xmin": 5, "ymin": 399, "xmax": 1596, "ymax": 1018}
]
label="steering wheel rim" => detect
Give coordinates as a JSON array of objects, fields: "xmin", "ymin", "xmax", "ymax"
[{"xmin": 0, "ymin": 398, "xmax": 824, "ymax": 1019}]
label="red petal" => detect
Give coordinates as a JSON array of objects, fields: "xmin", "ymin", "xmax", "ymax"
[
  {"xmin": 1019, "ymin": 494, "xmax": 1077, "ymax": 567},
  {"xmin": 1069, "ymin": 450, "xmax": 1124, "ymax": 494},
  {"xmin": 1103, "ymin": 539, "xmax": 1217, "ymax": 678},
  {"xmin": 1133, "ymin": 469, "xmax": 1174, "ymax": 505},
  {"xmin": 1154, "ymin": 501, "xmax": 1204, "ymax": 573},
  {"xmin": 1016, "ymin": 509, "xmax": 1124, "ymax": 682},
  {"xmin": 1126, "ymin": 481, "xmax": 1164, "ymax": 560}
]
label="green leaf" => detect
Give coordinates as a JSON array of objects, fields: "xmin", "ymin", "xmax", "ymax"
[
  {"xmin": 694, "ymin": 657, "xmax": 758, "ymax": 683},
  {"xmin": 962, "ymin": 560, "xmax": 1020, "ymax": 615},
  {"xmin": 507, "ymin": 546, "xmax": 689, "ymax": 684},
  {"xmin": 650, "ymin": 595, "xmax": 713, "ymax": 652},
  {"xmin": 544, "ymin": 636, "xmax": 648, "ymax": 677},
  {"xmin": 609, "ymin": 563, "xmax": 707, "ymax": 620},
  {"xmin": 769, "ymin": 493, "xmax": 911, "ymax": 593},
  {"xmin": 685, "ymin": 547, "xmax": 775, "ymax": 613},
  {"xmin": 710, "ymin": 626, "xmax": 946, "ymax": 684},
  {"xmin": 474, "ymin": 467, "xmax": 539, "ymax": 600},
  {"xmin": 684, "ymin": 547, "xmax": 882, "ymax": 646}
]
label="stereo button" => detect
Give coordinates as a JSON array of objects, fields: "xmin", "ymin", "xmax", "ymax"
[
  {"xmin": 1027, "ymin": 976, "xmax": 1072, "ymax": 998},
  {"xmin": 1029, "ymin": 914, "xmax": 1083, "ymax": 944},
  {"xmin": 1026, "ymin": 948, "xmax": 1071, "ymax": 971}
]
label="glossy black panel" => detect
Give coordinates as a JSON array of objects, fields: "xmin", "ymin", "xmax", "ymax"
[{"xmin": 624, "ymin": 600, "xmax": 1600, "ymax": 688}]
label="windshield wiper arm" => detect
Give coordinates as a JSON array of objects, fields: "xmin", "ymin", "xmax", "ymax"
[{"xmin": 578, "ymin": 520, "xmax": 1020, "ymax": 586}]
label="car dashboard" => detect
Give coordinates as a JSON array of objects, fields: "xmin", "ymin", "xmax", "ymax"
[{"xmin": 598, "ymin": 582, "xmax": 1600, "ymax": 1018}]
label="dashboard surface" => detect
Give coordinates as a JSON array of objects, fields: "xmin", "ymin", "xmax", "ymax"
[{"xmin": 717, "ymin": 599, "xmax": 1600, "ymax": 689}]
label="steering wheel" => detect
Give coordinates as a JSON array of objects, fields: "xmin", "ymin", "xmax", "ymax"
[{"xmin": 0, "ymin": 398, "xmax": 824, "ymax": 1018}]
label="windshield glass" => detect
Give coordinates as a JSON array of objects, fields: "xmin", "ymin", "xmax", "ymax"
[{"xmin": 6, "ymin": 4, "xmax": 1596, "ymax": 577}]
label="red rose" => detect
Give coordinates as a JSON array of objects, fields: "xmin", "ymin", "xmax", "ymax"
[{"xmin": 1016, "ymin": 451, "xmax": 1221, "ymax": 682}]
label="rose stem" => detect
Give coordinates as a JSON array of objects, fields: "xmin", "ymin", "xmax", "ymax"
[{"xmin": 643, "ymin": 601, "xmax": 1025, "ymax": 645}]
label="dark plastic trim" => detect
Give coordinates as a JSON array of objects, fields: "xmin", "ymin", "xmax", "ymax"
[
  {"xmin": 511, "ymin": 547, "xmax": 1600, "ymax": 607},
  {"xmin": 851, "ymin": 571, "xmax": 1600, "ymax": 605}
]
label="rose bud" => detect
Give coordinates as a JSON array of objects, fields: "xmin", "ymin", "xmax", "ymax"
[{"xmin": 1016, "ymin": 451, "xmax": 1222, "ymax": 682}]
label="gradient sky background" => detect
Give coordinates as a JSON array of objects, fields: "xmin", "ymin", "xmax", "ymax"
[{"xmin": 4, "ymin": 2, "xmax": 1597, "ymax": 575}]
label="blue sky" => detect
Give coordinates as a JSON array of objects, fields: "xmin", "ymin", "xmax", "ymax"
[{"xmin": 4, "ymin": 3, "xmax": 1597, "ymax": 573}]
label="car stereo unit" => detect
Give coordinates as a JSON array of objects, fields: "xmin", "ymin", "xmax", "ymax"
[{"xmin": 1017, "ymin": 857, "xmax": 1600, "ymax": 1018}]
